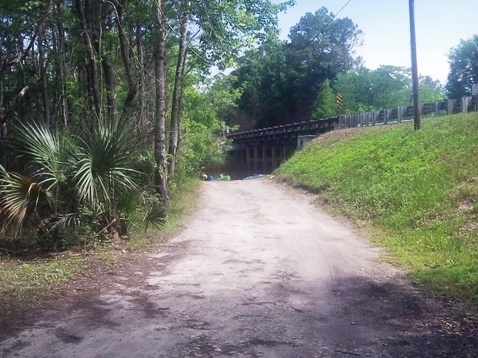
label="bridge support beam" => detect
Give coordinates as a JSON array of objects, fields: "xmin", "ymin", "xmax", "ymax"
[
  {"xmin": 271, "ymin": 146, "xmax": 277, "ymax": 170},
  {"xmin": 226, "ymin": 141, "xmax": 302, "ymax": 178},
  {"xmin": 253, "ymin": 146, "xmax": 259, "ymax": 172}
]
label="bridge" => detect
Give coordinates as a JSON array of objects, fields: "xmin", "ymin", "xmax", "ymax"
[{"xmin": 226, "ymin": 117, "xmax": 339, "ymax": 175}]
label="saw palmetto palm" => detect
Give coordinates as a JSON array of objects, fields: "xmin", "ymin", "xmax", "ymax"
[{"xmin": 71, "ymin": 119, "xmax": 141, "ymax": 213}]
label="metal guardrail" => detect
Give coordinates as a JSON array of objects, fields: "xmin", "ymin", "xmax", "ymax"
[
  {"xmin": 228, "ymin": 96, "xmax": 477, "ymax": 143},
  {"xmin": 340, "ymin": 97, "xmax": 476, "ymax": 128},
  {"xmin": 227, "ymin": 117, "xmax": 338, "ymax": 143}
]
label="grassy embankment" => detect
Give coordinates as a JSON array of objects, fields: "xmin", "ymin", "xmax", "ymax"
[
  {"xmin": 276, "ymin": 113, "xmax": 478, "ymax": 303},
  {"xmin": 0, "ymin": 177, "xmax": 201, "ymax": 316}
]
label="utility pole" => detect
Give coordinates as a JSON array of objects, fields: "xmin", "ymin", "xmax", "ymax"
[{"xmin": 409, "ymin": 0, "xmax": 421, "ymax": 130}]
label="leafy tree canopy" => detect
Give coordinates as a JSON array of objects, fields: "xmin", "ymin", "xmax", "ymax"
[
  {"xmin": 446, "ymin": 35, "xmax": 478, "ymax": 98},
  {"xmin": 312, "ymin": 79, "xmax": 336, "ymax": 119},
  {"xmin": 231, "ymin": 6, "xmax": 362, "ymax": 128},
  {"xmin": 331, "ymin": 66, "xmax": 444, "ymax": 114},
  {"xmin": 0, "ymin": 0, "xmax": 297, "ymax": 242}
]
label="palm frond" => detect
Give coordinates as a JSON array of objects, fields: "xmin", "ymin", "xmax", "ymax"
[
  {"xmin": 72, "ymin": 119, "xmax": 141, "ymax": 210},
  {"xmin": 0, "ymin": 164, "xmax": 7, "ymax": 178},
  {"xmin": 13, "ymin": 121, "xmax": 66, "ymax": 191},
  {"xmin": 143, "ymin": 201, "xmax": 167, "ymax": 232},
  {"xmin": 74, "ymin": 156, "xmax": 98, "ymax": 205},
  {"xmin": 0, "ymin": 172, "xmax": 51, "ymax": 228},
  {"xmin": 48, "ymin": 212, "xmax": 81, "ymax": 233}
]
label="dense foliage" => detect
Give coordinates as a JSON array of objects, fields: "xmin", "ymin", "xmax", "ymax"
[
  {"xmin": 331, "ymin": 66, "xmax": 444, "ymax": 115},
  {"xmin": 1, "ymin": 120, "xmax": 143, "ymax": 247},
  {"xmin": 0, "ymin": 0, "xmax": 290, "ymax": 246},
  {"xmin": 231, "ymin": 7, "xmax": 362, "ymax": 128},
  {"xmin": 229, "ymin": 6, "xmax": 448, "ymax": 130},
  {"xmin": 446, "ymin": 35, "xmax": 478, "ymax": 98}
]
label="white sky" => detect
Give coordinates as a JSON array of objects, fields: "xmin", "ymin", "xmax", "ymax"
[{"xmin": 274, "ymin": 0, "xmax": 477, "ymax": 84}]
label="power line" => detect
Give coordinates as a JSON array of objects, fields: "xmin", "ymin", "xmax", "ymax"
[
  {"xmin": 447, "ymin": 0, "xmax": 470, "ymax": 35},
  {"xmin": 447, "ymin": 0, "xmax": 478, "ymax": 51},
  {"xmin": 332, "ymin": 0, "xmax": 353, "ymax": 20}
]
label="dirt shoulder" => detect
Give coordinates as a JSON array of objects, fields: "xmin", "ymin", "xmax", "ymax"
[{"xmin": 1, "ymin": 179, "xmax": 477, "ymax": 357}]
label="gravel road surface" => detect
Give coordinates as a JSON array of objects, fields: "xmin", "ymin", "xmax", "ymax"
[{"xmin": 1, "ymin": 179, "xmax": 477, "ymax": 357}]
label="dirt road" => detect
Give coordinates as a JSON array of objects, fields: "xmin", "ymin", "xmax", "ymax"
[{"xmin": 1, "ymin": 179, "xmax": 477, "ymax": 357}]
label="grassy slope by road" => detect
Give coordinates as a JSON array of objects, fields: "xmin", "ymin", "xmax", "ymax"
[{"xmin": 276, "ymin": 112, "xmax": 478, "ymax": 303}]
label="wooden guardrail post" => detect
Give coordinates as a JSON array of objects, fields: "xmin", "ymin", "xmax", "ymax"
[
  {"xmin": 447, "ymin": 99, "xmax": 456, "ymax": 114},
  {"xmin": 337, "ymin": 116, "xmax": 343, "ymax": 128},
  {"xmin": 463, "ymin": 96, "xmax": 472, "ymax": 113}
]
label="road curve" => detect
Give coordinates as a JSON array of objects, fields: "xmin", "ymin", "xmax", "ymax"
[{"xmin": 1, "ymin": 179, "xmax": 473, "ymax": 357}]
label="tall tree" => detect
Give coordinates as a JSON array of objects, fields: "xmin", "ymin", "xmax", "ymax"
[
  {"xmin": 0, "ymin": 1, "xmax": 40, "ymax": 139},
  {"xmin": 334, "ymin": 66, "xmax": 444, "ymax": 114},
  {"xmin": 0, "ymin": 0, "xmax": 293, "ymax": 203},
  {"xmin": 312, "ymin": 79, "xmax": 336, "ymax": 119},
  {"xmin": 153, "ymin": 0, "xmax": 170, "ymax": 202},
  {"xmin": 74, "ymin": 0, "xmax": 102, "ymax": 120},
  {"xmin": 231, "ymin": 41, "xmax": 292, "ymax": 128},
  {"xmin": 114, "ymin": 0, "xmax": 138, "ymax": 122},
  {"xmin": 334, "ymin": 66, "xmax": 411, "ymax": 113},
  {"xmin": 149, "ymin": 0, "xmax": 293, "ymax": 197},
  {"xmin": 419, "ymin": 76, "xmax": 444, "ymax": 103},
  {"xmin": 231, "ymin": 6, "xmax": 361, "ymax": 128},
  {"xmin": 285, "ymin": 7, "xmax": 362, "ymax": 120},
  {"xmin": 51, "ymin": 0, "xmax": 70, "ymax": 128},
  {"xmin": 168, "ymin": 0, "xmax": 190, "ymax": 178},
  {"xmin": 446, "ymin": 35, "xmax": 478, "ymax": 98}
]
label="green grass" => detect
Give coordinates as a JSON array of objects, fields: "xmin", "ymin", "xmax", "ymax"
[
  {"xmin": 276, "ymin": 113, "xmax": 478, "ymax": 303},
  {"xmin": 0, "ymin": 256, "xmax": 87, "ymax": 299},
  {"xmin": 0, "ymin": 254, "xmax": 89, "ymax": 320},
  {"xmin": 164, "ymin": 177, "xmax": 202, "ymax": 231}
]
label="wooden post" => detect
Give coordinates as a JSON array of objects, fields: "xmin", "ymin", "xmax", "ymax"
[
  {"xmin": 262, "ymin": 145, "xmax": 267, "ymax": 174},
  {"xmin": 245, "ymin": 146, "xmax": 251, "ymax": 172},
  {"xmin": 253, "ymin": 146, "xmax": 259, "ymax": 173},
  {"xmin": 462, "ymin": 97, "xmax": 471, "ymax": 113},
  {"xmin": 409, "ymin": 0, "xmax": 421, "ymax": 130},
  {"xmin": 281, "ymin": 145, "xmax": 287, "ymax": 163},
  {"xmin": 339, "ymin": 115, "xmax": 346, "ymax": 129},
  {"xmin": 447, "ymin": 99, "xmax": 456, "ymax": 114},
  {"xmin": 271, "ymin": 145, "xmax": 277, "ymax": 171}
]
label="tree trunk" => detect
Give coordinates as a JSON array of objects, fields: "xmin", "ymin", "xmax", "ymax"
[
  {"xmin": 0, "ymin": 80, "xmax": 5, "ymax": 140},
  {"xmin": 101, "ymin": 53, "xmax": 117, "ymax": 124},
  {"xmin": 168, "ymin": 4, "xmax": 188, "ymax": 177},
  {"xmin": 154, "ymin": 0, "xmax": 169, "ymax": 202},
  {"xmin": 136, "ymin": 24, "xmax": 150, "ymax": 145},
  {"xmin": 53, "ymin": 0, "xmax": 69, "ymax": 128},
  {"xmin": 75, "ymin": 0, "xmax": 101, "ymax": 119},
  {"xmin": 115, "ymin": 0, "xmax": 137, "ymax": 122},
  {"xmin": 37, "ymin": 13, "xmax": 51, "ymax": 128}
]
